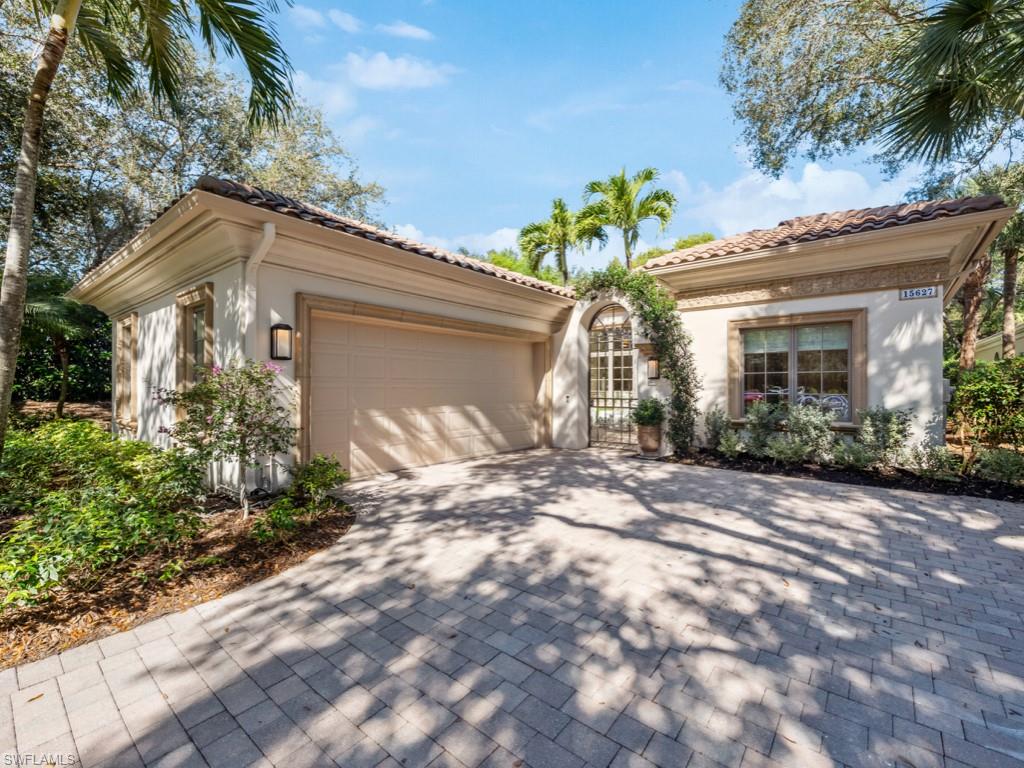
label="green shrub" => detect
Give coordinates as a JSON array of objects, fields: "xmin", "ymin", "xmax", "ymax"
[
  {"xmin": 905, "ymin": 444, "xmax": 962, "ymax": 482},
  {"xmin": 157, "ymin": 360, "xmax": 297, "ymax": 517},
  {"xmin": 0, "ymin": 421, "xmax": 202, "ymax": 607},
  {"xmin": 252, "ymin": 497, "xmax": 301, "ymax": 543},
  {"xmin": 717, "ymin": 429, "xmax": 743, "ymax": 458},
  {"xmin": 764, "ymin": 434, "xmax": 812, "ymax": 464},
  {"xmin": 785, "ymin": 405, "xmax": 836, "ymax": 463},
  {"xmin": 832, "ymin": 439, "xmax": 879, "ymax": 470},
  {"xmin": 953, "ymin": 357, "xmax": 1024, "ymax": 449},
  {"xmin": 856, "ymin": 407, "xmax": 912, "ymax": 465},
  {"xmin": 631, "ymin": 398, "xmax": 666, "ymax": 427},
  {"xmin": 288, "ymin": 454, "xmax": 348, "ymax": 510},
  {"xmin": 743, "ymin": 401, "xmax": 783, "ymax": 456},
  {"xmin": 973, "ymin": 448, "xmax": 1024, "ymax": 485},
  {"xmin": 704, "ymin": 407, "xmax": 731, "ymax": 451}
]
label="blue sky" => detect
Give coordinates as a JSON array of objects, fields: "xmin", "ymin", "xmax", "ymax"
[{"xmin": 277, "ymin": 0, "xmax": 919, "ymax": 269}]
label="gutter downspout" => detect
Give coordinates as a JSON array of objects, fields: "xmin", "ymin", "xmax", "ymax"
[{"xmin": 242, "ymin": 222, "xmax": 276, "ymax": 357}]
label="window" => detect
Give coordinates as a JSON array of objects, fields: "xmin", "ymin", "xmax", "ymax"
[
  {"xmin": 729, "ymin": 309, "xmax": 866, "ymax": 423},
  {"xmin": 176, "ymin": 283, "xmax": 214, "ymax": 390},
  {"xmin": 115, "ymin": 313, "xmax": 137, "ymax": 428},
  {"xmin": 742, "ymin": 323, "xmax": 851, "ymax": 420}
]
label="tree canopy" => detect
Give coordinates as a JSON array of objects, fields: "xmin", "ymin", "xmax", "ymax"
[{"xmin": 0, "ymin": 9, "xmax": 384, "ymax": 279}]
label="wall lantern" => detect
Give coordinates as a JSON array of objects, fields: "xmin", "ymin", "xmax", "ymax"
[
  {"xmin": 270, "ymin": 323, "xmax": 293, "ymax": 360},
  {"xmin": 647, "ymin": 357, "xmax": 661, "ymax": 380}
]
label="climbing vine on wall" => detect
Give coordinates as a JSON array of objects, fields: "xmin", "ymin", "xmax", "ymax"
[{"xmin": 575, "ymin": 262, "xmax": 701, "ymax": 453}]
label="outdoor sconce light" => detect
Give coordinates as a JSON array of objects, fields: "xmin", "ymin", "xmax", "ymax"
[
  {"xmin": 270, "ymin": 323, "xmax": 293, "ymax": 360},
  {"xmin": 647, "ymin": 357, "xmax": 660, "ymax": 380}
]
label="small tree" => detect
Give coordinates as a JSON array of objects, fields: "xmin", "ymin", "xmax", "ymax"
[{"xmin": 158, "ymin": 360, "xmax": 296, "ymax": 518}]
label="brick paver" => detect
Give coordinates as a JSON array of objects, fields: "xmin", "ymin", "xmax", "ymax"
[{"xmin": 5, "ymin": 448, "xmax": 1024, "ymax": 767}]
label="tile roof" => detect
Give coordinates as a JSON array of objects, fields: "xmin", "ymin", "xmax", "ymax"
[
  {"xmin": 196, "ymin": 176, "xmax": 575, "ymax": 298},
  {"xmin": 642, "ymin": 195, "xmax": 1008, "ymax": 270}
]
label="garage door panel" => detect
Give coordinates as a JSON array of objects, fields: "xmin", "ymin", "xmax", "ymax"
[{"xmin": 310, "ymin": 315, "xmax": 540, "ymax": 478}]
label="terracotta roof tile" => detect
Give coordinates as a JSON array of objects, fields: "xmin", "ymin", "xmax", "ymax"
[
  {"xmin": 642, "ymin": 195, "xmax": 1008, "ymax": 270},
  {"xmin": 196, "ymin": 176, "xmax": 574, "ymax": 298}
]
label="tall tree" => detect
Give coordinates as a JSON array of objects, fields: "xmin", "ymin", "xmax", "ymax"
[
  {"xmin": 722, "ymin": 0, "xmax": 1024, "ymax": 176},
  {"xmin": 962, "ymin": 165, "xmax": 1024, "ymax": 359},
  {"xmin": 578, "ymin": 168, "xmax": 676, "ymax": 270},
  {"xmin": 880, "ymin": 0, "xmax": 1024, "ymax": 166},
  {"xmin": 961, "ymin": 254, "xmax": 992, "ymax": 369},
  {"xmin": 517, "ymin": 198, "xmax": 605, "ymax": 285},
  {"xmin": 0, "ymin": 0, "xmax": 293, "ymax": 458}
]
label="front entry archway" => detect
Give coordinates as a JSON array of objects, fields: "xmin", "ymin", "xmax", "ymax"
[{"xmin": 588, "ymin": 304, "xmax": 636, "ymax": 446}]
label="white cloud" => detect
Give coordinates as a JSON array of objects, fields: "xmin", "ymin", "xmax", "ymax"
[
  {"xmin": 377, "ymin": 20, "xmax": 434, "ymax": 40},
  {"xmin": 290, "ymin": 4, "xmax": 325, "ymax": 28},
  {"xmin": 294, "ymin": 70, "xmax": 355, "ymax": 117},
  {"xmin": 341, "ymin": 115, "xmax": 381, "ymax": 143},
  {"xmin": 393, "ymin": 225, "xmax": 517, "ymax": 255},
  {"xmin": 681, "ymin": 162, "xmax": 920, "ymax": 236},
  {"xmin": 665, "ymin": 169, "xmax": 694, "ymax": 200},
  {"xmin": 345, "ymin": 52, "xmax": 456, "ymax": 90},
  {"xmin": 328, "ymin": 9, "xmax": 362, "ymax": 33}
]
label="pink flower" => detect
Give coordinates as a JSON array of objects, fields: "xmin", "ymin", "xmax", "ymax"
[
  {"xmin": 263, "ymin": 362, "xmax": 282, "ymax": 373},
  {"xmin": 211, "ymin": 365, "xmax": 223, "ymax": 375}
]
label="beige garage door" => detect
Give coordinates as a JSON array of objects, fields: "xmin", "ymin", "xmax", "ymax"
[{"xmin": 309, "ymin": 313, "xmax": 541, "ymax": 477}]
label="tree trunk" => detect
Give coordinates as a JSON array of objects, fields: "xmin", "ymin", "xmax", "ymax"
[
  {"xmin": 1003, "ymin": 246, "xmax": 1018, "ymax": 358},
  {"xmin": 239, "ymin": 481, "xmax": 250, "ymax": 520},
  {"xmin": 55, "ymin": 338, "xmax": 69, "ymax": 418},
  {"xmin": 623, "ymin": 237, "xmax": 633, "ymax": 271},
  {"xmin": 0, "ymin": 0, "xmax": 81, "ymax": 458},
  {"xmin": 960, "ymin": 254, "xmax": 992, "ymax": 370},
  {"xmin": 557, "ymin": 246, "xmax": 568, "ymax": 285}
]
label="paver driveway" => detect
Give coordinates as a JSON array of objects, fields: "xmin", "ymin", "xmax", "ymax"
[{"xmin": 4, "ymin": 449, "xmax": 1024, "ymax": 768}]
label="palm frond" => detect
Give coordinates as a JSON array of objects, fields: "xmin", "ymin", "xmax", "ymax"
[
  {"xmin": 192, "ymin": 0, "xmax": 294, "ymax": 126},
  {"xmin": 75, "ymin": 3, "xmax": 137, "ymax": 102}
]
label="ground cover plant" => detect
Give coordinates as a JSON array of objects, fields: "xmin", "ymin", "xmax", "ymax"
[
  {"xmin": 0, "ymin": 405, "xmax": 352, "ymax": 666},
  {"xmin": 679, "ymin": 402, "xmax": 1024, "ymax": 502}
]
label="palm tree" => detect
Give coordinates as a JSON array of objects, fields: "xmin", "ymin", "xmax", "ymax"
[
  {"xmin": 22, "ymin": 281, "xmax": 104, "ymax": 418},
  {"xmin": 518, "ymin": 198, "xmax": 605, "ymax": 284},
  {"xmin": 578, "ymin": 168, "xmax": 677, "ymax": 270},
  {"xmin": 881, "ymin": 0, "xmax": 1024, "ymax": 166},
  {"xmin": 0, "ymin": 0, "xmax": 293, "ymax": 457}
]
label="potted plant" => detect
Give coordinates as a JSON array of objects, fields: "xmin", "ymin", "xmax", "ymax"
[{"xmin": 631, "ymin": 397, "xmax": 665, "ymax": 455}]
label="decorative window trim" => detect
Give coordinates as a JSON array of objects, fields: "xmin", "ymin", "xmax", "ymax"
[
  {"xmin": 727, "ymin": 308, "xmax": 867, "ymax": 424},
  {"xmin": 176, "ymin": 282, "xmax": 214, "ymax": 391},
  {"xmin": 115, "ymin": 312, "xmax": 138, "ymax": 431}
]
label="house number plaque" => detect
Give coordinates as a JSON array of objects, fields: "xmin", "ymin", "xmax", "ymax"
[{"xmin": 899, "ymin": 286, "xmax": 938, "ymax": 300}]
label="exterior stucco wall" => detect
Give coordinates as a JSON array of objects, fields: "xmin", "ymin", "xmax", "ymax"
[
  {"xmin": 685, "ymin": 289, "xmax": 946, "ymax": 445},
  {"xmin": 117, "ymin": 261, "xmax": 244, "ymax": 451},
  {"xmin": 550, "ymin": 287, "xmax": 947, "ymax": 450}
]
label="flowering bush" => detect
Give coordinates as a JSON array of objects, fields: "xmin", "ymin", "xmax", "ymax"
[{"xmin": 157, "ymin": 360, "xmax": 296, "ymax": 517}]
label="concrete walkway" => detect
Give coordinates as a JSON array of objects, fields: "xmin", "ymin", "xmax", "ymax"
[{"xmin": 3, "ymin": 449, "xmax": 1024, "ymax": 768}]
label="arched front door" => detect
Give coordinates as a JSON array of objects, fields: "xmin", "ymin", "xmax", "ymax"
[{"xmin": 588, "ymin": 304, "xmax": 636, "ymax": 446}]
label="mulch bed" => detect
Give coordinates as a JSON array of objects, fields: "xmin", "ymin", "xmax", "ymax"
[
  {"xmin": 14, "ymin": 400, "xmax": 113, "ymax": 427},
  {"xmin": 0, "ymin": 498, "xmax": 356, "ymax": 670},
  {"xmin": 664, "ymin": 450, "xmax": 1024, "ymax": 504}
]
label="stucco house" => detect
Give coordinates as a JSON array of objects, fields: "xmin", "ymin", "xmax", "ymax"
[
  {"xmin": 976, "ymin": 326, "xmax": 1023, "ymax": 362},
  {"xmin": 69, "ymin": 178, "xmax": 1013, "ymax": 481}
]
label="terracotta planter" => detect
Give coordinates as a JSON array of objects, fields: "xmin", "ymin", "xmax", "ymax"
[{"xmin": 637, "ymin": 424, "xmax": 662, "ymax": 454}]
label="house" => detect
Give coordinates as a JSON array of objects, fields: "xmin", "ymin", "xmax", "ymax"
[
  {"xmin": 69, "ymin": 178, "xmax": 1013, "ymax": 481},
  {"xmin": 976, "ymin": 326, "xmax": 1023, "ymax": 362}
]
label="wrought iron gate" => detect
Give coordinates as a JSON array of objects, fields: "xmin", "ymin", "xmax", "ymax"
[{"xmin": 588, "ymin": 305, "xmax": 636, "ymax": 447}]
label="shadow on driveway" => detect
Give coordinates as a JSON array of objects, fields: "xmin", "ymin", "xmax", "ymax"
[{"xmin": 5, "ymin": 448, "xmax": 1024, "ymax": 768}]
